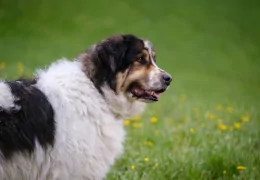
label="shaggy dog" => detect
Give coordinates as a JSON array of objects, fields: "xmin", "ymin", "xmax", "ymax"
[{"xmin": 0, "ymin": 34, "xmax": 172, "ymax": 180}]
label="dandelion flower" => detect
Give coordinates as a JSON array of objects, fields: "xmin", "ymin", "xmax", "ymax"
[
  {"xmin": 17, "ymin": 62, "xmax": 24, "ymax": 75},
  {"xmin": 225, "ymin": 107, "xmax": 233, "ymax": 113},
  {"xmin": 234, "ymin": 123, "xmax": 241, "ymax": 130},
  {"xmin": 131, "ymin": 165, "xmax": 135, "ymax": 170},
  {"xmin": 241, "ymin": 116, "xmax": 249, "ymax": 122},
  {"xmin": 0, "ymin": 62, "xmax": 6, "ymax": 69},
  {"xmin": 150, "ymin": 117, "xmax": 158, "ymax": 124},
  {"xmin": 144, "ymin": 158, "xmax": 149, "ymax": 162},
  {"xmin": 124, "ymin": 120, "xmax": 130, "ymax": 126},
  {"xmin": 147, "ymin": 141, "xmax": 153, "ymax": 146},
  {"xmin": 216, "ymin": 104, "xmax": 223, "ymax": 111},
  {"xmin": 207, "ymin": 113, "xmax": 215, "ymax": 120},
  {"xmin": 219, "ymin": 124, "xmax": 227, "ymax": 131},
  {"xmin": 132, "ymin": 122, "xmax": 143, "ymax": 128},
  {"xmin": 189, "ymin": 128, "xmax": 195, "ymax": 134},
  {"xmin": 132, "ymin": 116, "xmax": 141, "ymax": 121},
  {"xmin": 237, "ymin": 166, "xmax": 246, "ymax": 171}
]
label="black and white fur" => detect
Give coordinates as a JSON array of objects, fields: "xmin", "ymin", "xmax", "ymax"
[{"xmin": 0, "ymin": 34, "xmax": 172, "ymax": 180}]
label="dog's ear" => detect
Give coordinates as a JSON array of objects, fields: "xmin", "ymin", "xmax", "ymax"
[
  {"xmin": 95, "ymin": 35, "xmax": 128, "ymax": 72},
  {"xmin": 80, "ymin": 34, "xmax": 140, "ymax": 93},
  {"xmin": 89, "ymin": 35, "xmax": 130, "ymax": 92}
]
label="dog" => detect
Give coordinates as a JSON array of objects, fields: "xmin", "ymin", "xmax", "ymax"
[{"xmin": 0, "ymin": 34, "xmax": 172, "ymax": 180}]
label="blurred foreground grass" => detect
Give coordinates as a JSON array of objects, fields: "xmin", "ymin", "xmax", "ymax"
[{"xmin": 0, "ymin": 0, "xmax": 260, "ymax": 179}]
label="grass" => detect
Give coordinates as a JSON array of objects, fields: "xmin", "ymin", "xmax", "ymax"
[{"xmin": 1, "ymin": 0, "xmax": 260, "ymax": 179}]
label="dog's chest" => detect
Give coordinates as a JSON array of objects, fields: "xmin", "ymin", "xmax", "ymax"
[{"xmin": 46, "ymin": 88, "xmax": 126, "ymax": 179}]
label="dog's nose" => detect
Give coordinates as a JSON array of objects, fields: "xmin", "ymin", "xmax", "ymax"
[{"xmin": 162, "ymin": 73, "xmax": 172, "ymax": 86}]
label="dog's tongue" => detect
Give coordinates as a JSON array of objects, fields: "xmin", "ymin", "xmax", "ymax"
[
  {"xmin": 133, "ymin": 87, "xmax": 160, "ymax": 99},
  {"xmin": 151, "ymin": 91, "xmax": 160, "ymax": 99},
  {"xmin": 133, "ymin": 87, "xmax": 145, "ymax": 96}
]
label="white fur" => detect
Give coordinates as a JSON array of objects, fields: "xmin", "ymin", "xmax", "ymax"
[
  {"xmin": 144, "ymin": 40, "xmax": 164, "ymax": 88},
  {"xmin": 0, "ymin": 82, "xmax": 16, "ymax": 111},
  {"xmin": 0, "ymin": 59, "xmax": 146, "ymax": 180}
]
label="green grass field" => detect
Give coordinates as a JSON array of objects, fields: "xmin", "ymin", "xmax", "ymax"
[{"xmin": 1, "ymin": 0, "xmax": 260, "ymax": 179}]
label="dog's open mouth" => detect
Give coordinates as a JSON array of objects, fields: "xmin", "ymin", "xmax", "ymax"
[{"xmin": 130, "ymin": 85, "xmax": 165, "ymax": 102}]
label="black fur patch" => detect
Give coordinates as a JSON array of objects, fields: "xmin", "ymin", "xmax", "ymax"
[
  {"xmin": 86, "ymin": 34, "xmax": 145, "ymax": 93},
  {"xmin": 0, "ymin": 79, "xmax": 55, "ymax": 159}
]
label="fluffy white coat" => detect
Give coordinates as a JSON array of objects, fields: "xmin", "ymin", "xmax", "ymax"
[{"xmin": 0, "ymin": 59, "xmax": 146, "ymax": 180}]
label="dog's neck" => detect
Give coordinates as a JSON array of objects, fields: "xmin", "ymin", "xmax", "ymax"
[
  {"xmin": 77, "ymin": 47, "xmax": 97, "ymax": 87},
  {"xmin": 101, "ymin": 85, "xmax": 146, "ymax": 119}
]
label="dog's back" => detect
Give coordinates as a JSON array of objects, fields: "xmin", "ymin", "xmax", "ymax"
[
  {"xmin": 0, "ymin": 79, "xmax": 56, "ymax": 180},
  {"xmin": 0, "ymin": 60, "xmax": 125, "ymax": 180}
]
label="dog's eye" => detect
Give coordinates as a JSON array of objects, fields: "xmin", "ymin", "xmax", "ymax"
[{"xmin": 137, "ymin": 57, "xmax": 146, "ymax": 65}]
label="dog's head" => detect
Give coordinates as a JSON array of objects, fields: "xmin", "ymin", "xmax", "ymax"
[{"xmin": 79, "ymin": 34, "xmax": 172, "ymax": 117}]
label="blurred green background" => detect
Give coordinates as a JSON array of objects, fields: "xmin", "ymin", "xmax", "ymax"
[
  {"xmin": 0, "ymin": 0, "xmax": 260, "ymax": 179},
  {"xmin": 0, "ymin": 0, "xmax": 260, "ymax": 102},
  {"xmin": 1, "ymin": 0, "xmax": 260, "ymax": 105}
]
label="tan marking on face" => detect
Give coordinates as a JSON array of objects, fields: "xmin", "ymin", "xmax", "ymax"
[
  {"xmin": 121, "ymin": 64, "xmax": 147, "ymax": 91},
  {"xmin": 115, "ymin": 48, "xmax": 162, "ymax": 95},
  {"xmin": 115, "ymin": 69, "xmax": 129, "ymax": 94},
  {"xmin": 114, "ymin": 39, "xmax": 168, "ymax": 98}
]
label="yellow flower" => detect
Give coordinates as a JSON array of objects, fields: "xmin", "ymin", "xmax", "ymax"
[
  {"xmin": 144, "ymin": 158, "xmax": 149, "ymax": 162},
  {"xmin": 147, "ymin": 141, "xmax": 153, "ymax": 146},
  {"xmin": 216, "ymin": 104, "xmax": 223, "ymax": 111},
  {"xmin": 124, "ymin": 120, "xmax": 130, "ymax": 126},
  {"xmin": 219, "ymin": 124, "xmax": 227, "ymax": 131},
  {"xmin": 223, "ymin": 170, "xmax": 227, "ymax": 174},
  {"xmin": 189, "ymin": 128, "xmax": 195, "ymax": 134},
  {"xmin": 207, "ymin": 113, "xmax": 215, "ymax": 120},
  {"xmin": 225, "ymin": 107, "xmax": 233, "ymax": 113},
  {"xmin": 150, "ymin": 117, "xmax": 158, "ymax": 123},
  {"xmin": 234, "ymin": 122, "xmax": 241, "ymax": 130},
  {"xmin": 132, "ymin": 116, "xmax": 141, "ymax": 121},
  {"xmin": 0, "ymin": 62, "xmax": 6, "ymax": 69},
  {"xmin": 131, "ymin": 165, "xmax": 135, "ymax": 170},
  {"xmin": 17, "ymin": 62, "xmax": 24, "ymax": 75},
  {"xmin": 237, "ymin": 166, "xmax": 246, "ymax": 171},
  {"xmin": 241, "ymin": 116, "xmax": 249, "ymax": 122},
  {"xmin": 132, "ymin": 122, "xmax": 143, "ymax": 128}
]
